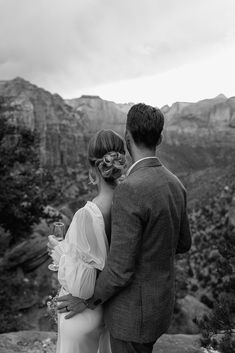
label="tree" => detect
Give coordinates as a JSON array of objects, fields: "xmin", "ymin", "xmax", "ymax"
[{"xmin": 0, "ymin": 100, "xmax": 53, "ymax": 242}]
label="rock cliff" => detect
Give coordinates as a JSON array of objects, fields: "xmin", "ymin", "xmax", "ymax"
[
  {"xmin": 159, "ymin": 94, "xmax": 235, "ymax": 180},
  {"xmin": 0, "ymin": 77, "xmax": 87, "ymax": 168},
  {"xmin": 66, "ymin": 95, "xmax": 132, "ymax": 135},
  {"xmin": 1, "ymin": 77, "xmax": 235, "ymax": 187},
  {"xmin": 66, "ymin": 93, "xmax": 235, "ymax": 176},
  {"xmin": 163, "ymin": 94, "xmax": 235, "ymax": 146}
]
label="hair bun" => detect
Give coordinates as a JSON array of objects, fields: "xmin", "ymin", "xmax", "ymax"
[{"xmin": 97, "ymin": 151, "xmax": 126, "ymax": 180}]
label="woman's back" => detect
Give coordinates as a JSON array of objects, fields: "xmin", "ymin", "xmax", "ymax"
[{"xmin": 92, "ymin": 197, "xmax": 112, "ymax": 245}]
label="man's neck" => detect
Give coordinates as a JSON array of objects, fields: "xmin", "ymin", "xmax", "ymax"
[{"xmin": 131, "ymin": 149, "xmax": 156, "ymax": 164}]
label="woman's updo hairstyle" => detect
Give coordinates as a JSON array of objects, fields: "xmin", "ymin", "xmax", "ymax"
[{"xmin": 88, "ymin": 129, "xmax": 126, "ymax": 184}]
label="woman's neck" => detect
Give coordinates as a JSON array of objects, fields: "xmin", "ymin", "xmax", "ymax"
[{"xmin": 93, "ymin": 181, "xmax": 114, "ymax": 206}]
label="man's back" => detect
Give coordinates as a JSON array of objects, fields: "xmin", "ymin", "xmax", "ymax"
[{"xmin": 102, "ymin": 157, "xmax": 191, "ymax": 342}]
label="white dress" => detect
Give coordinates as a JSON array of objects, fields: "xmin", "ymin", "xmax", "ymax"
[{"xmin": 53, "ymin": 201, "xmax": 111, "ymax": 353}]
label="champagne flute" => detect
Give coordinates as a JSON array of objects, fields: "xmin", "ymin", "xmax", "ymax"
[{"xmin": 48, "ymin": 221, "xmax": 65, "ymax": 271}]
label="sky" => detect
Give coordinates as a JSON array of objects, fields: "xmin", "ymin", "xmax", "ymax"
[{"xmin": 0, "ymin": 0, "xmax": 235, "ymax": 107}]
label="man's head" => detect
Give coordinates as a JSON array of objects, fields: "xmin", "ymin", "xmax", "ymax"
[{"xmin": 125, "ymin": 103, "xmax": 164, "ymax": 157}]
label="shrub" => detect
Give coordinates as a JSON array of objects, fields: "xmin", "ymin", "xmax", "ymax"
[{"xmin": 194, "ymin": 188, "xmax": 235, "ymax": 353}]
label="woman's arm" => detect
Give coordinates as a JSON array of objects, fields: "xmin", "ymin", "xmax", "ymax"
[{"xmin": 56, "ymin": 208, "xmax": 107, "ymax": 299}]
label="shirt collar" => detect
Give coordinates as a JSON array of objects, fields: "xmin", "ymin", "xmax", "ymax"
[{"xmin": 126, "ymin": 156, "xmax": 159, "ymax": 176}]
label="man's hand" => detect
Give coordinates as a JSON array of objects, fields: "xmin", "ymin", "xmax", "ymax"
[{"xmin": 57, "ymin": 294, "xmax": 87, "ymax": 319}]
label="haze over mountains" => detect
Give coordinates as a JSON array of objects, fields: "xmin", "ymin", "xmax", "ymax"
[{"xmin": 0, "ymin": 77, "xmax": 234, "ymax": 203}]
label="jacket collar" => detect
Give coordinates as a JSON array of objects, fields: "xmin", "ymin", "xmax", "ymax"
[{"xmin": 128, "ymin": 157, "xmax": 162, "ymax": 176}]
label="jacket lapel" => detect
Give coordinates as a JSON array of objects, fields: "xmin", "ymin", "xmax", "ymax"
[{"xmin": 129, "ymin": 157, "xmax": 162, "ymax": 176}]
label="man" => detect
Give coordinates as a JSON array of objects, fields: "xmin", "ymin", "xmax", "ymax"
[{"xmin": 58, "ymin": 103, "xmax": 191, "ymax": 353}]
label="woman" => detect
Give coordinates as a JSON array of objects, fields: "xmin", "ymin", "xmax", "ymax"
[{"xmin": 49, "ymin": 129, "xmax": 126, "ymax": 353}]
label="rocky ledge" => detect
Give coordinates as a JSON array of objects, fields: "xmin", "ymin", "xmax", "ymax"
[{"xmin": 0, "ymin": 331, "xmax": 203, "ymax": 353}]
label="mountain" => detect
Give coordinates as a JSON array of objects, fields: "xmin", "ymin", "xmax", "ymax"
[
  {"xmin": 159, "ymin": 94, "xmax": 235, "ymax": 173},
  {"xmin": 66, "ymin": 92, "xmax": 235, "ymax": 172},
  {"xmin": 66, "ymin": 95, "xmax": 132, "ymax": 135},
  {"xmin": 163, "ymin": 94, "xmax": 235, "ymax": 145},
  {"xmin": 66, "ymin": 92, "xmax": 235, "ymax": 205},
  {"xmin": 66, "ymin": 93, "xmax": 235, "ymax": 147},
  {"xmin": 1, "ymin": 78, "xmax": 235, "ymax": 204},
  {"xmin": 0, "ymin": 77, "xmax": 87, "ymax": 168}
]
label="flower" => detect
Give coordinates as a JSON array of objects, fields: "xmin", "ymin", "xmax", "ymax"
[{"xmin": 47, "ymin": 294, "xmax": 59, "ymax": 324}]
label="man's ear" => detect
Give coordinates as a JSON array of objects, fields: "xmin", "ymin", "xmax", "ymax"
[
  {"xmin": 156, "ymin": 134, "xmax": 163, "ymax": 146},
  {"xmin": 124, "ymin": 129, "xmax": 129, "ymax": 142},
  {"xmin": 125, "ymin": 130, "xmax": 131, "ymax": 149},
  {"xmin": 125, "ymin": 130, "xmax": 130, "ymax": 146}
]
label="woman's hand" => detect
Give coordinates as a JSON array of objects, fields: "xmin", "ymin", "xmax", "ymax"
[{"xmin": 47, "ymin": 235, "xmax": 59, "ymax": 256}]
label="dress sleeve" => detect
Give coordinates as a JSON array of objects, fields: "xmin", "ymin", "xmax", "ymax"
[{"xmin": 56, "ymin": 207, "xmax": 107, "ymax": 299}]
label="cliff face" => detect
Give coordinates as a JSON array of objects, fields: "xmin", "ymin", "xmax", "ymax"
[
  {"xmin": 163, "ymin": 94, "xmax": 235, "ymax": 146},
  {"xmin": 158, "ymin": 94, "xmax": 235, "ymax": 175},
  {"xmin": 66, "ymin": 93, "xmax": 235, "ymax": 174},
  {"xmin": 66, "ymin": 95, "xmax": 132, "ymax": 135},
  {"xmin": 0, "ymin": 78, "xmax": 87, "ymax": 168},
  {"xmin": 66, "ymin": 93, "xmax": 235, "ymax": 148},
  {"xmin": 1, "ymin": 78, "xmax": 235, "ymax": 178}
]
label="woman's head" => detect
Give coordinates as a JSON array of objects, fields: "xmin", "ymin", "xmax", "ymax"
[{"xmin": 88, "ymin": 129, "xmax": 126, "ymax": 186}]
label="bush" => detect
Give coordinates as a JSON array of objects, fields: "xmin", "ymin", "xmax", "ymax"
[
  {"xmin": 191, "ymin": 186, "xmax": 235, "ymax": 353},
  {"xmin": 180, "ymin": 184, "xmax": 235, "ymax": 305}
]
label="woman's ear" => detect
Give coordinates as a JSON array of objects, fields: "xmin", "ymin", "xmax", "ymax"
[{"xmin": 89, "ymin": 168, "xmax": 99, "ymax": 185}]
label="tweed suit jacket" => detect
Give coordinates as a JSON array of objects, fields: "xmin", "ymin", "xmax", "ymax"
[{"xmin": 93, "ymin": 157, "xmax": 192, "ymax": 343}]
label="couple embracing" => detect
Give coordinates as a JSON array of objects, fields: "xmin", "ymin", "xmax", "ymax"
[{"xmin": 49, "ymin": 103, "xmax": 192, "ymax": 353}]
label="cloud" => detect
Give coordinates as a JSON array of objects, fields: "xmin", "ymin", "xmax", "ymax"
[{"xmin": 0, "ymin": 0, "xmax": 235, "ymax": 97}]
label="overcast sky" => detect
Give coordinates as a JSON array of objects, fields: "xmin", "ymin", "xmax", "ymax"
[{"xmin": 0, "ymin": 0, "xmax": 235, "ymax": 106}]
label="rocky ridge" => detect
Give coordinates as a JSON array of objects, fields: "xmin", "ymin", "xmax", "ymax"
[
  {"xmin": 1, "ymin": 77, "xmax": 235, "ymax": 203},
  {"xmin": 1, "ymin": 77, "xmax": 235, "ymax": 176},
  {"xmin": 163, "ymin": 94, "xmax": 235, "ymax": 146},
  {"xmin": 0, "ymin": 77, "xmax": 87, "ymax": 167}
]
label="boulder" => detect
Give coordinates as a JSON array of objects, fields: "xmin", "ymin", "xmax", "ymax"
[
  {"xmin": 0, "ymin": 331, "xmax": 202, "ymax": 353},
  {"xmin": 168, "ymin": 295, "xmax": 211, "ymax": 334},
  {"xmin": 154, "ymin": 334, "xmax": 202, "ymax": 353},
  {"xmin": 0, "ymin": 331, "xmax": 56, "ymax": 353},
  {"xmin": 0, "ymin": 204, "xmax": 73, "ymax": 274},
  {"xmin": 0, "ymin": 233, "xmax": 49, "ymax": 273}
]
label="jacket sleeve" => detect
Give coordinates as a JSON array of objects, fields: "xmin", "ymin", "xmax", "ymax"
[
  {"xmin": 92, "ymin": 182, "xmax": 143, "ymax": 305},
  {"xmin": 176, "ymin": 189, "xmax": 192, "ymax": 254}
]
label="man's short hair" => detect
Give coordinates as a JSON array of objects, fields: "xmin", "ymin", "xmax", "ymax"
[{"xmin": 126, "ymin": 103, "xmax": 164, "ymax": 149}]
